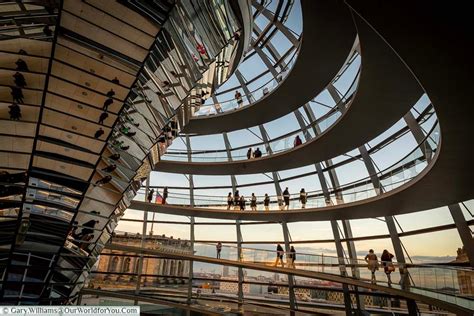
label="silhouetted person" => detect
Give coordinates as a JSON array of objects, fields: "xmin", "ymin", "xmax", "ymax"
[
  {"xmin": 264, "ymin": 194, "xmax": 270, "ymax": 211},
  {"xmin": 106, "ymin": 89, "xmax": 115, "ymax": 98},
  {"xmin": 162, "ymin": 187, "xmax": 168, "ymax": 204},
  {"xmin": 282, "ymin": 187, "xmax": 290, "ymax": 210},
  {"xmin": 216, "ymin": 242, "xmax": 222, "ymax": 259},
  {"xmin": 299, "ymin": 188, "xmax": 307, "ymax": 208},
  {"xmin": 239, "ymin": 195, "xmax": 246, "ymax": 211},
  {"xmin": 381, "ymin": 249, "xmax": 395, "ymax": 285},
  {"xmin": 250, "ymin": 193, "xmax": 257, "ymax": 211},
  {"xmin": 235, "ymin": 90, "xmax": 243, "ymax": 107},
  {"xmin": 227, "ymin": 192, "xmax": 233, "ymax": 210},
  {"xmin": 98, "ymin": 112, "xmax": 108, "ymax": 125},
  {"xmin": 111, "ymin": 77, "xmax": 120, "ymax": 84},
  {"xmin": 365, "ymin": 249, "xmax": 379, "ymax": 284},
  {"xmin": 15, "ymin": 59, "xmax": 28, "ymax": 71},
  {"xmin": 103, "ymin": 98, "xmax": 113, "ymax": 111},
  {"xmin": 234, "ymin": 190, "xmax": 240, "ymax": 210},
  {"xmin": 294, "ymin": 135, "xmax": 302, "ymax": 147},
  {"xmin": 147, "ymin": 189, "xmax": 154, "ymax": 203},
  {"xmin": 101, "ymin": 164, "xmax": 116, "ymax": 173},
  {"xmin": 254, "ymin": 147, "xmax": 262, "ymax": 158},
  {"xmin": 94, "ymin": 128, "xmax": 104, "ymax": 139},
  {"xmin": 11, "ymin": 86, "xmax": 24, "ymax": 103},
  {"xmin": 274, "ymin": 244, "xmax": 284, "ymax": 267},
  {"xmin": 43, "ymin": 25, "xmax": 53, "ymax": 37},
  {"xmin": 13, "ymin": 72, "xmax": 27, "ymax": 87},
  {"xmin": 95, "ymin": 175, "xmax": 112, "ymax": 186},
  {"xmin": 246, "ymin": 148, "xmax": 253, "ymax": 159},
  {"xmin": 8, "ymin": 103, "xmax": 21, "ymax": 120}
]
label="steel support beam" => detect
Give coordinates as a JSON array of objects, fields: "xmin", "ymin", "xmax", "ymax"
[
  {"xmin": 331, "ymin": 220, "xmax": 353, "ymax": 315},
  {"xmin": 404, "ymin": 111, "xmax": 433, "ymax": 162},
  {"xmin": 185, "ymin": 135, "xmax": 195, "ymax": 304},
  {"xmin": 282, "ymin": 221, "xmax": 297, "ymax": 314},
  {"xmin": 359, "ymin": 143, "xmax": 410, "ymax": 309},
  {"xmin": 449, "ymin": 203, "xmax": 474, "ymax": 267},
  {"xmin": 223, "ymin": 132, "xmax": 243, "ymax": 305},
  {"xmin": 134, "ymin": 176, "xmax": 149, "ymax": 304}
]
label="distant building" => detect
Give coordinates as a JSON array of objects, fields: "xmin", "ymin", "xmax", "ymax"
[{"xmin": 91, "ymin": 233, "xmax": 192, "ymax": 287}]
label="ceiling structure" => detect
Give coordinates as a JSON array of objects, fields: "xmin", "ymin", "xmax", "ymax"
[{"xmin": 0, "ymin": 0, "xmax": 473, "ymax": 314}]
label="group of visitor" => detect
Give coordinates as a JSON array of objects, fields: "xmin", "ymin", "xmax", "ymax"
[
  {"xmin": 274, "ymin": 244, "xmax": 297, "ymax": 268},
  {"xmin": 365, "ymin": 249, "xmax": 395, "ymax": 285},
  {"xmin": 244, "ymin": 135, "xmax": 303, "ymax": 161},
  {"xmin": 146, "ymin": 187, "xmax": 168, "ymax": 204},
  {"xmin": 246, "ymin": 147, "xmax": 262, "ymax": 159},
  {"xmin": 226, "ymin": 188, "xmax": 308, "ymax": 211}
]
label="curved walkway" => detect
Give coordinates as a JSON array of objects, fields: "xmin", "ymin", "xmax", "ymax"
[
  {"xmin": 156, "ymin": 15, "xmax": 422, "ymax": 175},
  {"xmin": 105, "ymin": 243, "xmax": 473, "ymax": 315},
  {"xmin": 181, "ymin": 0, "xmax": 356, "ymax": 135}
]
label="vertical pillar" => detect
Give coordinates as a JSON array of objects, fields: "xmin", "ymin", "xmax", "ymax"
[
  {"xmin": 134, "ymin": 176, "xmax": 149, "ymax": 304},
  {"xmin": 223, "ymin": 132, "xmax": 244, "ymax": 305},
  {"xmin": 185, "ymin": 135, "xmax": 196, "ymax": 303},
  {"xmin": 187, "ymin": 217, "xmax": 195, "ymax": 304},
  {"xmin": 282, "ymin": 222, "xmax": 297, "ymax": 314},
  {"xmin": 236, "ymin": 222, "xmax": 244, "ymax": 306},
  {"xmin": 449, "ymin": 204, "xmax": 474, "ymax": 267},
  {"xmin": 331, "ymin": 220, "xmax": 353, "ymax": 316}
]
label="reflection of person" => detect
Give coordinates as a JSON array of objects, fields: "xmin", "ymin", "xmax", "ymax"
[
  {"xmin": 73, "ymin": 220, "xmax": 99, "ymax": 240},
  {"xmin": 8, "ymin": 103, "xmax": 21, "ymax": 120},
  {"xmin": 365, "ymin": 249, "xmax": 379, "ymax": 284},
  {"xmin": 274, "ymin": 244, "xmax": 284, "ymax": 267}
]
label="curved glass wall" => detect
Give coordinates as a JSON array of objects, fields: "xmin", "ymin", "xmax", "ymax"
[
  {"xmin": 163, "ymin": 50, "xmax": 361, "ymax": 161},
  {"xmin": 192, "ymin": 0, "xmax": 303, "ymax": 116}
]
